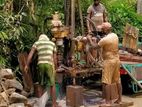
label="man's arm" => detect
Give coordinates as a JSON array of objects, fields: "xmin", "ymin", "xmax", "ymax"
[
  {"xmin": 53, "ymin": 43, "xmax": 57, "ymax": 70},
  {"xmin": 103, "ymin": 11, "xmax": 108, "ymax": 22},
  {"xmin": 92, "ymin": 44, "xmax": 101, "ymax": 49},
  {"xmin": 103, "ymin": 6, "xmax": 108, "ymax": 22},
  {"xmin": 90, "ymin": 40, "xmax": 101, "ymax": 50},
  {"xmin": 25, "ymin": 47, "xmax": 36, "ymax": 71},
  {"xmin": 87, "ymin": 35, "xmax": 101, "ymax": 49},
  {"xmin": 87, "ymin": 13, "xmax": 92, "ymax": 33}
]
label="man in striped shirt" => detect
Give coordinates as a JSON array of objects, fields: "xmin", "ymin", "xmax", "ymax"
[{"xmin": 25, "ymin": 34, "xmax": 57, "ymax": 107}]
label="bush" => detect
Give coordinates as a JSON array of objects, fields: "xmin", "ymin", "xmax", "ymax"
[{"xmin": 102, "ymin": 0, "xmax": 142, "ymax": 38}]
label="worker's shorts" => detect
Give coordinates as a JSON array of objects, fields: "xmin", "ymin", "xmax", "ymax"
[
  {"xmin": 102, "ymin": 59, "xmax": 120, "ymax": 84},
  {"xmin": 38, "ymin": 63, "xmax": 55, "ymax": 86}
]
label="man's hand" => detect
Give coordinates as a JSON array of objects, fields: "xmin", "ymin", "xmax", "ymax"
[
  {"xmin": 87, "ymin": 34, "xmax": 92, "ymax": 40},
  {"xmin": 88, "ymin": 30, "xmax": 92, "ymax": 34},
  {"xmin": 24, "ymin": 65, "xmax": 29, "ymax": 73},
  {"xmin": 87, "ymin": 34, "xmax": 93, "ymax": 44}
]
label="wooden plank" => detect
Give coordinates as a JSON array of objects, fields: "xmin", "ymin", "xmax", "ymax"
[
  {"xmin": 18, "ymin": 53, "xmax": 34, "ymax": 93},
  {"xmin": 120, "ymin": 54, "xmax": 142, "ymax": 63},
  {"xmin": 122, "ymin": 23, "xmax": 139, "ymax": 51},
  {"xmin": 120, "ymin": 102, "xmax": 134, "ymax": 107},
  {"xmin": 99, "ymin": 101, "xmax": 133, "ymax": 107},
  {"xmin": 99, "ymin": 103, "xmax": 120, "ymax": 107}
]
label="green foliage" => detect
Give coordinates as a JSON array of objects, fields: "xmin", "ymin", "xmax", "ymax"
[
  {"xmin": 0, "ymin": 31, "xmax": 8, "ymax": 41},
  {"xmin": 0, "ymin": 11, "xmax": 35, "ymax": 68},
  {"xmin": 102, "ymin": 0, "xmax": 142, "ymax": 37},
  {"xmin": 0, "ymin": 55, "xmax": 7, "ymax": 68}
]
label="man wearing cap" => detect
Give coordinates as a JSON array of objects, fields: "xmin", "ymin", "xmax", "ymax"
[
  {"xmin": 87, "ymin": 22, "xmax": 122, "ymax": 105},
  {"xmin": 87, "ymin": 0, "xmax": 107, "ymax": 37},
  {"xmin": 25, "ymin": 34, "xmax": 58, "ymax": 107}
]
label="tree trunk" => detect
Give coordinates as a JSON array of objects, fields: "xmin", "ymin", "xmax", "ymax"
[{"xmin": 137, "ymin": 0, "xmax": 142, "ymax": 14}]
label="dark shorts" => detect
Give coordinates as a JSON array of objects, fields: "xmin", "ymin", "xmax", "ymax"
[{"xmin": 38, "ymin": 63, "xmax": 55, "ymax": 86}]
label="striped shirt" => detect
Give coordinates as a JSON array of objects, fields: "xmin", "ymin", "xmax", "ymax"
[{"xmin": 32, "ymin": 40, "xmax": 57, "ymax": 65}]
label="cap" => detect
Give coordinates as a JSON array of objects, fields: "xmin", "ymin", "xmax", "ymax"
[{"xmin": 39, "ymin": 34, "xmax": 49, "ymax": 40}]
